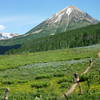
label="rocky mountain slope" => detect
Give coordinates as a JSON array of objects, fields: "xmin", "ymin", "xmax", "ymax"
[{"xmin": 26, "ymin": 6, "xmax": 98, "ymax": 36}]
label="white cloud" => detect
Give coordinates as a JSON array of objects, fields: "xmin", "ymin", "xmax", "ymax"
[{"xmin": 0, "ymin": 25, "xmax": 6, "ymax": 31}]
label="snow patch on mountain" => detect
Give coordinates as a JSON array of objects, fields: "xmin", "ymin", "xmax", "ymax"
[
  {"xmin": 54, "ymin": 13, "xmax": 64, "ymax": 23},
  {"xmin": 0, "ymin": 32, "xmax": 20, "ymax": 40},
  {"xmin": 31, "ymin": 29, "xmax": 43, "ymax": 34},
  {"xmin": 66, "ymin": 8, "xmax": 73, "ymax": 16}
]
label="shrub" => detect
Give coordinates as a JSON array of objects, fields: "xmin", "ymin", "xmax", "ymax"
[
  {"xmin": 80, "ymin": 75, "xmax": 89, "ymax": 82},
  {"xmin": 53, "ymin": 73, "xmax": 64, "ymax": 77},
  {"xmin": 35, "ymin": 74, "xmax": 52, "ymax": 80},
  {"xmin": 31, "ymin": 81, "xmax": 49, "ymax": 89},
  {"xmin": 2, "ymin": 80, "xmax": 14, "ymax": 85}
]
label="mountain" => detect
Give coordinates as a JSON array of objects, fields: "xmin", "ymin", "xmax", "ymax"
[
  {"xmin": 0, "ymin": 32, "xmax": 20, "ymax": 40},
  {"xmin": 0, "ymin": 6, "xmax": 100, "ymax": 54},
  {"xmin": 0, "ymin": 6, "xmax": 99, "ymax": 46},
  {"xmin": 5, "ymin": 23, "xmax": 100, "ymax": 54},
  {"xmin": 26, "ymin": 6, "xmax": 98, "ymax": 37}
]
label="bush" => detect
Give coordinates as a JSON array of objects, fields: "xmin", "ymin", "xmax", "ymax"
[
  {"xmin": 35, "ymin": 74, "xmax": 52, "ymax": 80},
  {"xmin": 53, "ymin": 73, "xmax": 64, "ymax": 77},
  {"xmin": 31, "ymin": 81, "xmax": 49, "ymax": 89},
  {"xmin": 2, "ymin": 80, "xmax": 14, "ymax": 85},
  {"xmin": 57, "ymin": 77, "xmax": 72, "ymax": 84},
  {"xmin": 80, "ymin": 75, "xmax": 89, "ymax": 82}
]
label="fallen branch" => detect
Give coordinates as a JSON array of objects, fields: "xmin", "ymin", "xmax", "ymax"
[{"xmin": 64, "ymin": 59, "xmax": 94, "ymax": 98}]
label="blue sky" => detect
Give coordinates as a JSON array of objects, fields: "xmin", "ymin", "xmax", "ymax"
[{"xmin": 0, "ymin": 0, "xmax": 100, "ymax": 34}]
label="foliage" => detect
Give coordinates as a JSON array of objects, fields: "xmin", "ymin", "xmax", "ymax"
[
  {"xmin": 0, "ymin": 44, "xmax": 99, "ymax": 70},
  {"xmin": 0, "ymin": 45, "xmax": 99, "ymax": 99}
]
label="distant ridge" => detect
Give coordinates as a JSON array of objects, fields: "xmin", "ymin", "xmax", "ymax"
[{"xmin": 0, "ymin": 32, "xmax": 20, "ymax": 40}]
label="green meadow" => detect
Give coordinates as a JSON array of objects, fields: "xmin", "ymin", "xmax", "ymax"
[{"xmin": 0, "ymin": 44, "xmax": 100, "ymax": 100}]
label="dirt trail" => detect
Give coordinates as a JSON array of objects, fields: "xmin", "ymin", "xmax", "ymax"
[{"xmin": 64, "ymin": 61, "xmax": 94, "ymax": 97}]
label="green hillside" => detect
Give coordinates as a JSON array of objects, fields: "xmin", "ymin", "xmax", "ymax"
[
  {"xmin": 0, "ymin": 44, "xmax": 99, "ymax": 70},
  {"xmin": 6, "ymin": 23, "xmax": 100, "ymax": 54},
  {"xmin": 0, "ymin": 22, "xmax": 99, "ymax": 47},
  {"xmin": 0, "ymin": 23, "xmax": 100, "ymax": 54},
  {"xmin": 0, "ymin": 45, "xmax": 99, "ymax": 100}
]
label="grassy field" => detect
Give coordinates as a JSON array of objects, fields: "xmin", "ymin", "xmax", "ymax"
[
  {"xmin": 0, "ymin": 44, "xmax": 100, "ymax": 70},
  {"xmin": 0, "ymin": 44, "xmax": 100, "ymax": 100}
]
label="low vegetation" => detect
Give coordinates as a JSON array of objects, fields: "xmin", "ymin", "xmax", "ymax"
[
  {"xmin": 0, "ymin": 45, "xmax": 99, "ymax": 100},
  {"xmin": 0, "ymin": 44, "xmax": 99, "ymax": 70}
]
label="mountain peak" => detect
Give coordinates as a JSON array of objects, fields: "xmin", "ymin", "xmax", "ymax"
[
  {"xmin": 66, "ymin": 7, "xmax": 74, "ymax": 16},
  {"xmin": 67, "ymin": 6, "xmax": 81, "ymax": 12},
  {"xmin": 54, "ymin": 6, "xmax": 83, "ymax": 19},
  {"xmin": 68, "ymin": 6, "xmax": 77, "ymax": 8},
  {"xmin": 26, "ymin": 6, "xmax": 99, "ymax": 36}
]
